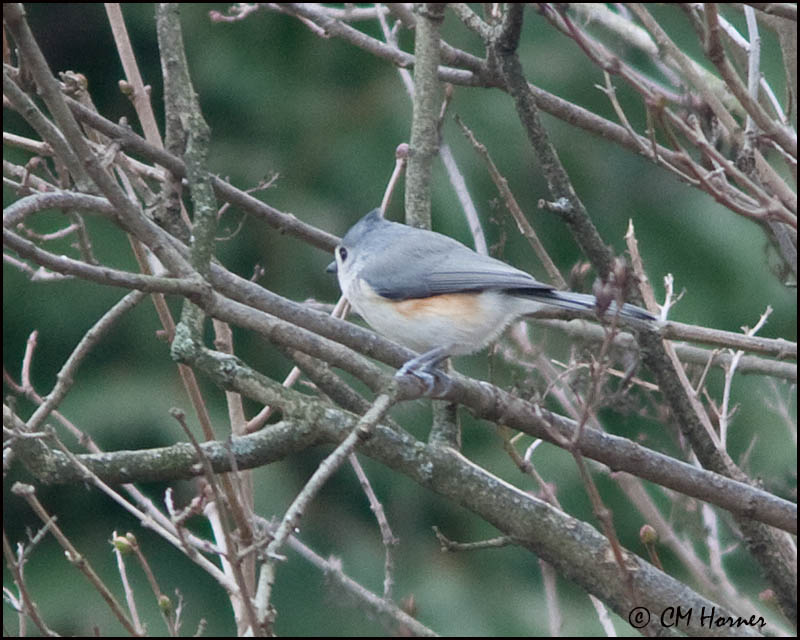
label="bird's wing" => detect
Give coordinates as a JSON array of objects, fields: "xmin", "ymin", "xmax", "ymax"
[{"xmin": 361, "ymin": 232, "xmax": 553, "ymax": 300}]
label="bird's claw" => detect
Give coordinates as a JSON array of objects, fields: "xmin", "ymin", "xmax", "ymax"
[{"xmin": 395, "ymin": 361, "xmax": 451, "ymax": 396}]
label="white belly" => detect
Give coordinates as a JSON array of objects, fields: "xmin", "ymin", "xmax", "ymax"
[{"xmin": 346, "ymin": 279, "xmax": 533, "ymax": 355}]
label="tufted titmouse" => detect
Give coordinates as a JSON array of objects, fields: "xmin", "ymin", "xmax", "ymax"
[{"xmin": 327, "ymin": 209, "xmax": 655, "ymax": 386}]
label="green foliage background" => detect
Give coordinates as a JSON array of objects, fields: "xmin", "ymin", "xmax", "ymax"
[{"xmin": 3, "ymin": 4, "xmax": 796, "ymax": 636}]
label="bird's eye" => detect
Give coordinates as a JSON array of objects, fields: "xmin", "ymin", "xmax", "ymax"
[{"xmin": 338, "ymin": 247, "xmax": 348, "ymax": 262}]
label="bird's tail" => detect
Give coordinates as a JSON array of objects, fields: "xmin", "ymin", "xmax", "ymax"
[{"xmin": 524, "ymin": 289, "xmax": 657, "ymax": 322}]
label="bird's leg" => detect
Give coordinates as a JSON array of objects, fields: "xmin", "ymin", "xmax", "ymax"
[{"xmin": 395, "ymin": 346, "xmax": 451, "ymax": 394}]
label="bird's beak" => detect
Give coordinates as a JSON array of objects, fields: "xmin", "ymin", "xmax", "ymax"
[{"xmin": 326, "ymin": 260, "xmax": 337, "ymax": 274}]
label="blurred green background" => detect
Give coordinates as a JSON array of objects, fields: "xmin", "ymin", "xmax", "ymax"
[{"xmin": 3, "ymin": 4, "xmax": 796, "ymax": 636}]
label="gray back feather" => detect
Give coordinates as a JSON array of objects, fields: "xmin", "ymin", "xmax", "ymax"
[{"xmin": 342, "ymin": 210, "xmax": 554, "ymax": 300}]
